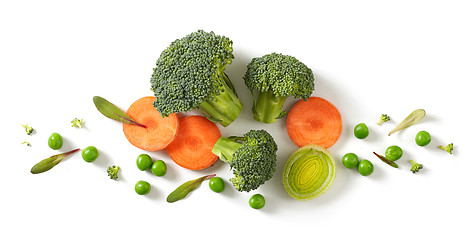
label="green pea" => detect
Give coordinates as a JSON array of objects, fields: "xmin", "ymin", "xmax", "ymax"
[
  {"xmin": 48, "ymin": 132, "xmax": 63, "ymax": 150},
  {"xmin": 385, "ymin": 145, "xmax": 403, "ymax": 161},
  {"xmin": 354, "ymin": 123, "xmax": 369, "ymax": 139},
  {"xmin": 136, "ymin": 154, "xmax": 153, "ymax": 171},
  {"xmin": 135, "ymin": 180, "xmax": 151, "ymax": 195},
  {"xmin": 151, "ymin": 160, "xmax": 167, "ymax": 177},
  {"xmin": 249, "ymin": 194, "xmax": 266, "ymax": 209},
  {"xmin": 415, "ymin": 131, "xmax": 431, "ymax": 146},
  {"xmin": 358, "ymin": 159, "xmax": 374, "ymax": 176},
  {"xmin": 82, "ymin": 146, "xmax": 99, "ymax": 162},
  {"xmin": 342, "ymin": 153, "xmax": 359, "ymax": 169},
  {"xmin": 209, "ymin": 177, "xmax": 225, "ymax": 193}
]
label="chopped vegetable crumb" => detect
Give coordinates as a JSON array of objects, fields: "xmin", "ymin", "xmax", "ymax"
[
  {"xmin": 71, "ymin": 118, "xmax": 84, "ymax": 128},
  {"xmin": 21, "ymin": 124, "xmax": 34, "ymax": 135}
]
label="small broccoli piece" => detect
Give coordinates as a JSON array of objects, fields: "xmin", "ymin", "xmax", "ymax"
[
  {"xmin": 21, "ymin": 124, "xmax": 34, "ymax": 135},
  {"xmin": 21, "ymin": 141, "xmax": 31, "ymax": 147},
  {"xmin": 410, "ymin": 160, "xmax": 423, "ymax": 173},
  {"xmin": 211, "ymin": 129, "xmax": 277, "ymax": 192},
  {"xmin": 107, "ymin": 165, "xmax": 120, "ymax": 180},
  {"xmin": 243, "ymin": 53, "xmax": 315, "ymax": 123},
  {"xmin": 150, "ymin": 30, "xmax": 242, "ymax": 127},
  {"xmin": 71, "ymin": 118, "xmax": 84, "ymax": 128},
  {"xmin": 377, "ymin": 114, "xmax": 390, "ymax": 125},
  {"xmin": 438, "ymin": 143, "xmax": 454, "ymax": 154}
]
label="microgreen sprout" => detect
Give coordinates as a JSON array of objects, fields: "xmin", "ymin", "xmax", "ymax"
[{"xmin": 21, "ymin": 141, "xmax": 31, "ymax": 147}]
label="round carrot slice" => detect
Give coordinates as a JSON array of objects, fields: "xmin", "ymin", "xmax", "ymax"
[
  {"xmin": 166, "ymin": 115, "xmax": 221, "ymax": 170},
  {"xmin": 286, "ymin": 97, "xmax": 342, "ymax": 149},
  {"xmin": 123, "ymin": 96, "xmax": 179, "ymax": 151}
]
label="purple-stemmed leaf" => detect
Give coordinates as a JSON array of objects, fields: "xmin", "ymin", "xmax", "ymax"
[
  {"xmin": 93, "ymin": 96, "xmax": 146, "ymax": 128},
  {"xmin": 167, "ymin": 174, "xmax": 216, "ymax": 203},
  {"xmin": 31, "ymin": 148, "xmax": 80, "ymax": 174}
]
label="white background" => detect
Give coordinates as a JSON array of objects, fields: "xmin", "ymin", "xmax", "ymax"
[{"xmin": 1, "ymin": 1, "xmax": 474, "ymax": 239}]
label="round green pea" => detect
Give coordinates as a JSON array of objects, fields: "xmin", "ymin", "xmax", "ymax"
[
  {"xmin": 385, "ymin": 145, "xmax": 403, "ymax": 161},
  {"xmin": 151, "ymin": 160, "xmax": 167, "ymax": 177},
  {"xmin": 136, "ymin": 154, "xmax": 153, "ymax": 171},
  {"xmin": 82, "ymin": 146, "xmax": 99, "ymax": 162},
  {"xmin": 342, "ymin": 153, "xmax": 359, "ymax": 169},
  {"xmin": 48, "ymin": 132, "xmax": 63, "ymax": 150},
  {"xmin": 249, "ymin": 194, "xmax": 266, "ymax": 209},
  {"xmin": 209, "ymin": 177, "xmax": 225, "ymax": 193},
  {"xmin": 415, "ymin": 131, "xmax": 431, "ymax": 146},
  {"xmin": 354, "ymin": 123, "xmax": 369, "ymax": 139},
  {"xmin": 135, "ymin": 180, "xmax": 151, "ymax": 195},
  {"xmin": 358, "ymin": 159, "xmax": 374, "ymax": 176}
]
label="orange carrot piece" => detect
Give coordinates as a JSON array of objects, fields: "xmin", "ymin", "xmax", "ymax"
[
  {"xmin": 286, "ymin": 97, "xmax": 342, "ymax": 149},
  {"xmin": 166, "ymin": 115, "xmax": 221, "ymax": 170},
  {"xmin": 123, "ymin": 96, "xmax": 179, "ymax": 151}
]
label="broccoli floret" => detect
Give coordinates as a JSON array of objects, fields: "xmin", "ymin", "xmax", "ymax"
[
  {"xmin": 150, "ymin": 30, "xmax": 242, "ymax": 127},
  {"xmin": 21, "ymin": 141, "xmax": 31, "ymax": 147},
  {"xmin": 107, "ymin": 165, "xmax": 120, "ymax": 180},
  {"xmin": 211, "ymin": 129, "xmax": 277, "ymax": 192},
  {"xmin": 71, "ymin": 118, "xmax": 84, "ymax": 128},
  {"xmin": 378, "ymin": 114, "xmax": 390, "ymax": 125},
  {"xmin": 438, "ymin": 143, "xmax": 454, "ymax": 154},
  {"xmin": 243, "ymin": 53, "xmax": 315, "ymax": 123},
  {"xmin": 410, "ymin": 160, "xmax": 423, "ymax": 173},
  {"xmin": 21, "ymin": 124, "xmax": 34, "ymax": 135}
]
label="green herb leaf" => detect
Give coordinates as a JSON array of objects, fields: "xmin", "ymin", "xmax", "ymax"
[
  {"xmin": 167, "ymin": 174, "xmax": 216, "ymax": 203},
  {"xmin": 373, "ymin": 151, "xmax": 398, "ymax": 168},
  {"xmin": 93, "ymin": 96, "xmax": 146, "ymax": 128},
  {"xmin": 31, "ymin": 148, "xmax": 80, "ymax": 174},
  {"xmin": 388, "ymin": 109, "xmax": 426, "ymax": 136}
]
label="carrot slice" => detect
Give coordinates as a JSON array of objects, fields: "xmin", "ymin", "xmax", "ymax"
[
  {"xmin": 166, "ymin": 115, "xmax": 221, "ymax": 170},
  {"xmin": 286, "ymin": 97, "xmax": 342, "ymax": 149},
  {"xmin": 123, "ymin": 96, "xmax": 179, "ymax": 151}
]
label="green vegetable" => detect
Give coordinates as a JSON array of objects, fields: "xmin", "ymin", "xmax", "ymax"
[
  {"xmin": 136, "ymin": 154, "xmax": 153, "ymax": 171},
  {"xmin": 31, "ymin": 148, "xmax": 80, "ymax": 174},
  {"xmin": 410, "ymin": 160, "xmax": 423, "ymax": 173},
  {"xmin": 354, "ymin": 123, "xmax": 369, "ymax": 139},
  {"xmin": 93, "ymin": 96, "xmax": 146, "ymax": 128},
  {"xmin": 71, "ymin": 118, "xmax": 84, "ymax": 128},
  {"xmin": 167, "ymin": 174, "xmax": 216, "ymax": 203},
  {"xmin": 135, "ymin": 180, "xmax": 151, "ymax": 195},
  {"xmin": 385, "ymin": 145, "xmax": 403, "ymax": 161},
  {"xmin": 150, "ymin": 30, "xmax": 242, "ymax": 127},
  {"xmin": 415, "ymin": 131, "xmax": 431, "ymax": 146},
  {"xmin": 282, "ymin": 144, "xmax": 336, "ymax": 201},
  {"xmin": 373, "ymin": 151, "xmax": 398, "ymax": 168},
  {"xmin": 243, "ymin": 52, "xmax": 314, "ymax": 123},
  {"xmin": 388, "ymin": 109, "xmax": 425, "ymax": 136},
  {"xmin": 211, "ymin": 129, "xmax": 277, "ymax": 192},
  {"xmin": 151, "ymin": 160, "xmax": 167, "ymax": 177},
  {"xmin": 208, "ymin": 177, "xmax": 225, "ymax": 193},
  {"xmin": 249, "ymin": 194, "xmax": 266, "ymax": 209},
  {"xmin": 21, "ymin": 141, "xmax": 31, "ymax": 147},
  {"xmin": 107, "ymin": 165, "xmax": 120, "ymax": 180},
  {"xmin": 21, "ymin": 124, "xmax": 34, "ymax": 135},
  {"xmin": 82, "ymin": 146, "xmax": 99, "ymax": 162},
  {"xmin": 438, "ymin": 143, "xmax": 454, "ymax": 154},
  {"xmin": 48, "ymin": 132, "xmax": 63, "ymax": 150},
  {"xmin": 342, "ymin": 153, "xmax": 359, "ymax": 169},
  {"xmin": 358, "ymin": 160, "xmax": 374, "ymax": 176},
  {"xmin": 377, "ymin": 114, "xmax": 390, "ymax": 125}
]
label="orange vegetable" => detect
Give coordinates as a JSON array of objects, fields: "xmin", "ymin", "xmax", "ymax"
[
  {"xmin": 286, "ymin": 96, "xmax": 342, "ymax": 149},
  {"xmin": 166, "ymin": 115, "xmax": 221, "ymax": 170},
  {"xmin": 123, "ymin": 96, "xmax": 179, "ymax": 151}
]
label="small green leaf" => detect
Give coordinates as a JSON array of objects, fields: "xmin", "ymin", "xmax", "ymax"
[
  {"xmin": 373, "ymin": 152, "xmax": 398, "ymax": 168},
  {"xmin": 31, "ymin": 148, "xmax": 80, "ymax": 174},
  {"xmin": 93, "ymin": 96, "xmax": 146, "ymax": 128},
  {"xmin": 167, "ymin": 174, "xmax": 216, "ymax": 203},
  {"xmin": 388, "ymin": 109, "xmax": 425, "ymax": 136}
]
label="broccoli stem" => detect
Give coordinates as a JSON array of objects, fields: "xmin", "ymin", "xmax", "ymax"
[
  {"xmin": 253, "ymin": 90, "xmax": 287, "ymax": 123},
  {"xmin": 199, "ymin": 73, "xmax": 242, "ymax": 127},
  {"xmin": 211, "ymin": 137, "xmax": 243, "ymax": 164}
]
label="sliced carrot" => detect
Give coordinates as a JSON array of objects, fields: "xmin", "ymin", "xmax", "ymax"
[
  {"xmin": 286, "ymin": 96, "xmax": 342, "ymax": 149},
  {"xmin": 123, "ymin": 96, "xmax": 179, "ymax": 151},
  {"xmin": 166, "ymin": 115, "xmax": 221, "ymax": 170}
]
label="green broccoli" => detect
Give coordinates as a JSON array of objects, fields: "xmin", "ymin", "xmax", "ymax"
[
  {"xmin": 150, "ymin": 30, "xmax": 242, "ymax": 127},
  {"xmin": 410, "ymin": 160, "xmax": 423, "ymax": 173},
  {"xmin": 71, "ymin": 118, "xmax": 84, "ymax": 128},
  {"xmin": 378, "ymin": 114, "xmax": 390, "ymax": 125},
  {"xmin": 211, "ymin": 129, "xmax": 277, "ymax": 192},
  {"xmin": 107, "ymin": 165, "xmax": 120, "ymax": 180},
  {"xmin": 21, "ymin": 124, "xmax": 34, "ymax": 135},
  {"xmin": 243, "ymin": 53, "xmax": 315, "ymax": 123},
  {"xmin": 21, "ymin": 141, "xmax": 31, "ymax": 147},
  {"xmin": 438, "ymin": 143, "xmax": 454, "ymax": 154}
]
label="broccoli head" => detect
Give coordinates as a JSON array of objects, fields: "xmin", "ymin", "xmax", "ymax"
[
  {"xmin": 211, "ymin": 129, "xmax": 278, "ymax": 192},
  {"xmin": 243, "ymin": 52, "xmax": 315, "ymax": 123},
  {"xmin": 378, "ymin": 114, "xmax": 390, "ymax": 125},
  {"xmin": 150, "ymin": 30, "xmax": 242, "ymax": 127},
  {"xmin": 410, "ymin": 160, "xmax": 423, "ymax": 173},
  {"xmin": 107, "ymin": 165, "xmax": 120, "ymax": 180},
  {"xmin": 438, "ymin": 143, "xmax": 454, "ymax": 154}
]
